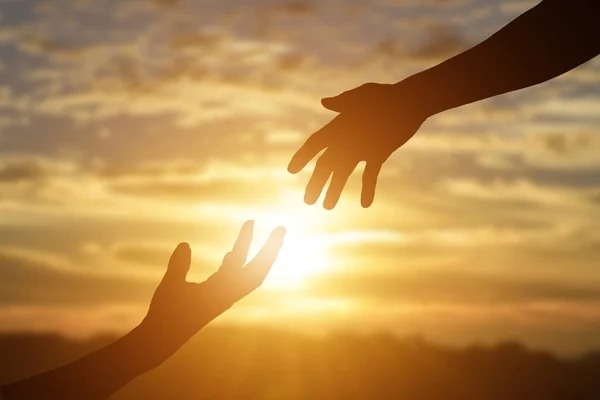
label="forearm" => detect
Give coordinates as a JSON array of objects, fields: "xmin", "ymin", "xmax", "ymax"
[
  {"xmin": 400, "ymin": 0, "xmax": 600, "ymax": 116},
  {"xmin": 1, "ymin": 325, "xmax": 161, "ymax": 400}
]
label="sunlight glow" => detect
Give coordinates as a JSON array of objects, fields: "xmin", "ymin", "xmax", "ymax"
[
  {"xmin": 249, "ymin": 209, "xmax": 331, "ymax": 291},
  {"xmin": 194, "ymin": 192, "xmax": 341, "ymax": 290}
]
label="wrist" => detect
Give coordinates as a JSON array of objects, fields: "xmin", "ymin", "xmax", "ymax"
[
  {"xmin": 131, "ymin": 322, "xmax": 179, "ymax": 370},
  {"xmin": 392, "ymin": 73, "xmax": 440, "ymax": 119},
  {"xmin": 134, "ymin": 317, "xmax": 201, "ymax": 370},
  {"xmin": 108, "ymin": 323, "xmax": 176, "ymax": 376}
]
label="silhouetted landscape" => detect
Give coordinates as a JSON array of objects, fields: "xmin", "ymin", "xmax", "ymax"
[{"xmin": 3, "ymin": 327, "xmax": 600, "ymax": 399}]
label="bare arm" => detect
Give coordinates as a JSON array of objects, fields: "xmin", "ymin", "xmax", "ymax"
[
  {"xmin": 290, "ymin": 0, "xmax": 600, "ymax": 209},
  {"xmin": 1, "ymin": 326, "xmax": 157, "ymax": 400},
  {"xmin": 403, "ymin": 0, "xmax": 600, "ymax": 116},
  {"xmin": 1, "ymin": 222, "xmax": 285, "ymax": 400}
]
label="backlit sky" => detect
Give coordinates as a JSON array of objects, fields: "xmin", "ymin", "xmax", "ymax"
[{"xmin": 2, "ymin": 0, "xmax": 600, "ymax": 355}]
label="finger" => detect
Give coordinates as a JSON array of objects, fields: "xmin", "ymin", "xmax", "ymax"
[
  {"xmin": 304, "ymin": 156, "xmax": 333, "ymax": 205},
  {"xmin": 287, "ymin": 117, "xmax": 340, "ymax": 174},
  {"xmin": 321, "ymin": 83, "xmax": 375, "ymax": 112},
  {"xmin": 361, "ymin": 162, "xmax": 382, "ymax": 208},
  {"xmin": 242, "ymin": 226, "xmax": 286, "ymax": 290},
  {"xmin": 162, "ymin": 242, "xmax": 192, "ymax": 284},
  {"xmin": 287, "ymin": 135, "xmax": 327, "ymax": 174},
  {"xmin": 232, "ymin": 220, "xmax": 254, "ymax": 256},
  {"xmin": 323, "ymin": 165, "xmax": 356, "ymax": 210},
  {"xmin": 220, "ymin": 220, "xmax": 254, "ymax": 272},
  {"xmin": 321, "ymin": 92, "xmax": 351, "ymax": 113}
]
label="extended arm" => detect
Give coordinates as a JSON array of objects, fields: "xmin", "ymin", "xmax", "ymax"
[
  {"xmin": 290, "ymin": 0, "xmax": 600, "ymax": 209},
  {"xmin": 401, "ymin": 0, "xmax": 600, "ymax": 116},
  {"xmin": 1, "ymin": 222, "xmax": 285, "ymax": 400},
  {"xmin": 1, "ymin": 326, "xmax": 157, "ymax": 400}
]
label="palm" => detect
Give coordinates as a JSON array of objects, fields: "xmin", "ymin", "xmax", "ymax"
[
  {"xmin": 140, "ymin": 221, "xmax": 285, "ymax": 362},
  {"xmin": 288, "ymin": 83, "xmax": 425, "ymax": 209}
]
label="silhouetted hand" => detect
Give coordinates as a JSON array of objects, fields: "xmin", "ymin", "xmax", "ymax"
[
  {"xmin": 139, "ymin": 220, "xmax": 286, "ymax": 365},
  {"xmin": 288, "ymin": 82, "xmax": 428, "ymax": 209},
  {"xmin": 1, "ymin": 221, "xmax": 286, "ymax": 400}
]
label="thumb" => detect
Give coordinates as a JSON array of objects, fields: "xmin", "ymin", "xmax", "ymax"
[
  {"xmin": 321, "ymin": 92, "xmax": 352, "ymax": 113},
  {"xmin": 322, "ymin": 83, "xmax": 387, "ymax": 113},
  {"xmin": 321, "ymin": 83, "xmax": 373, "ymax": 112},
  {"xmin": 162, "ymin": 242, "xmax": 191, "ymax": 284}
]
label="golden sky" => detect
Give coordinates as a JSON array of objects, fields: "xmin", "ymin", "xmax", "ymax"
[{"xmin": 1, "ymin": 0, "xmax": 600, "ymax": 355}]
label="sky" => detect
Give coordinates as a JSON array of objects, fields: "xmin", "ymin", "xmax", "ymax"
[{"xmin": 1, "ymin": 0, "xmax": 600, "ymax": 356}]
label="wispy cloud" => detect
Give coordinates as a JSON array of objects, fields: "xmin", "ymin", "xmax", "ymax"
[{"xmin": 1, "ymin": 0, "xmax": 600, "ymax": 353}]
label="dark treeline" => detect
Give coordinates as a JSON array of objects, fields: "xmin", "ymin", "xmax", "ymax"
[{"xmin": 3, "ymin": 327, "xmax": 600, "ymax": 399}]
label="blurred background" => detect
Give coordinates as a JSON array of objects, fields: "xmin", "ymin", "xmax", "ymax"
[{"xmin": 2, "ymin": 0, "xmax": 600, "ymax": 396}]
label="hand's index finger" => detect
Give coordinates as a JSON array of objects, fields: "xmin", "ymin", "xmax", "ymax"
[
  {"xmin": 242, "ymin": 226, "xmax": 286, "ymax": 290},
  {"xmin": 287, "ymin": 135, "xmax": 328, "ymax": 174},
  {"xmin": 220, "ymin": 220, "xmax": 254, "ymax": 272},
  {"xmin": 287, "ymin": 116, "xmax": 342, "ymax": 174},
  {"xmin": 232, "ymin": 220, "xmax": 254, "ymax": 257}
]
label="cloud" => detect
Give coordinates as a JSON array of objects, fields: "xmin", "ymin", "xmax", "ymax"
[
  {"xmin": 306, "ymin": 269, "xmax": 600, "ymax": 304},
  {"xmin": 112, "ymin": 243, "xmax": 175, "ymax": 266},
  {"xmin": 408, "ymin": 128, "xmax": 600, "ymax": 170},
  {"xmin": 110, "ymin": 241, "xmax": 221, "ymax": 273},
  {"xmin": 274, "ymin": 2, "xmax": 318, "ymax": 15},
  {"xmin": 0, "ymin": 247, "xmax": 155, "ymax": 305},
  {"xmin": 0, "ymin": 154, "xmax": 295, "ymax": 213},
  {"xmin": 169, "ymin": 30, "xmax": 229, "ymax": 51},
  {"xmin": 441, "ymin": 178, "xmax": 587, "ymax": 207},
  {"xmin": 499, "ymin": 0, "xmax": 539, "ymax": 16},
  {"xmin": 0, "ymin": 157, "xmax": 77, "ymax": 183},
  {"xmin": 16, "ymin": 33, "xmax": 89, "ymax": 61},
  {"xmin": 149, "ymin": 0, "xmax": 182, "ymax": 8},
  {"xmin": 407, "ymin": 24, "xmax": 472, "ymax": 61},
  {"xmin": 1, "ymin": 0, "xmax": 600, "ymax": 353},
  {"xmin": 109, "ymin": 178, "xmax": 286, "ymax": 205},
  {"xmin": 1, "ymin": 12, "xmax": 326, "ymax": 125}
]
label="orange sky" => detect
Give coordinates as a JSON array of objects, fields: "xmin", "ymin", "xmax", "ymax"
[{"xmin": 1, "ymin": 0, "xmax": 600, "ymax": 355}]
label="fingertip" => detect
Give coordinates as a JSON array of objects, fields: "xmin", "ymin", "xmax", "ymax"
[
  {"xmin": 166, "ymin": 242, "xmax": 192, "ymax": 281},
  {"xmin": 321, "ymin": 98, "xmax": 342, "ymax": 112},
  {"xmin": 360, "ymin": 186, "xmax": 376, "ymax": 209},
  {"xmin": 274, "ymin": 226, "xmax": 286, "ymax": 238},
  {"xmin": 323, "ymin": 191, "xmax": 341, "ymax": 210},
  {"xmin": 178, "ymin": 242, "xmax": 190, "ymax": 251},
  {"xmin": 266, "ymin": 226, "xmax": 286, "ymax": 243},
  {"xmin": 321, "ymin": 97, "xmax": 332, "ymax": 107},
  {"xmin": 304, "ymin": 191, "xmax": 319, "ymax": 205},
  {"xmin": 288, "ymin": 153, "xmax": 310, "ymax": 175}
]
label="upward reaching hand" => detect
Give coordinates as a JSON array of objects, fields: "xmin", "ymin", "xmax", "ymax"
[
  {"xmin": 141, "ymin": 220, "xmax": 286, "ymax": 364},
  {"xmin": 1, "ymin": 220, "xmax": 286, "ymax": 400}
]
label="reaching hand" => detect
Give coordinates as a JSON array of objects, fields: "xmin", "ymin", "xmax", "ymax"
[
  {"xmin": 139, "ymin": 220, "xmax": 286, "ymax": 364},
  {"xmin": 288, "ymin": 82, "xmax": 429, "ymax": 209},
  {"xmin": 0, "ymin": 220, "xmax": 286, "ymax": 400}
]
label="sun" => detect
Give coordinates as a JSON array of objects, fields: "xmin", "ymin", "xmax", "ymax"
[
  {"xmin": 193, "ymin": 192, "xmax": 336, "ymax": 291},
  {"xmin": 247, "ymin": 208, "xmax": 331, "ymax": 291}
]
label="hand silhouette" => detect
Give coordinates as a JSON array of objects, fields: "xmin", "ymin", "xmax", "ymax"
[
  {"xmin": 288, "ymin": 82, "xmax": 429, "ymax": 209},
  {"xmin": 1, "ymin": 221, "xmax": 286, "ymax": 400},
  {"xmin": 139, "ymin": 220, "xmax": 286, "ymax": 365}
]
